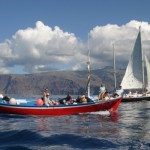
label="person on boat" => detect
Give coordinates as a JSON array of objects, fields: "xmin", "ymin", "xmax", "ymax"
[
  {"xmin": 2, "ymin": 95, "xmax": 10, "ymax": 103},
  {"xmin": 43, "ymin": 88, "xmax": 54, "ymax": 106},
  {"xmin": 66, "ymin": 92, "xmax": 72, "ymax": 101},
  {"xmin": 59, "ymin": 93, "xmax": 73, "ymax": 104},
  {"xmin": 111, "ymin": 92, "xmax": 119, "ymax": 98},
  {"xmin": 81, "ymin": 95, "xmax": 87, "ymax": 103},
  {"xmin": 65, "ymin": 92, "xmax": 74, "ymax": 104},
  {"xmin": 43, "ymin": 88, "xmax": 48, "ymax": 100},
  {"xmin": 98, "ymin": 83, "xmax": 106, "ymax": 100},
  {"xmin": 44, "ymin": 92, "xmax": 52, "ymax": 106},
  {"xmin": 76, "ymin": 92, "xmax": 87, "ymax": 103},
  {"xmin": 116, "ymin": 85, "xmax": 124, "ymax": 96},
  {"xmin": 103, "ymin": 90, "xmax": 111, "ymax": 100}
]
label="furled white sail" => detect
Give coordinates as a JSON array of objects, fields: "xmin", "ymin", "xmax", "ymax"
[
  {"xmin": 121, "ymin": 29, "xmax": 143, "ymax": 89},
  {"xmin": 145, "ymin": 56, "xmax": 150, "ymax": 92}
]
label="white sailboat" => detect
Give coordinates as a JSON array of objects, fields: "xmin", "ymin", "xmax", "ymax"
[{"xmin": 121, "ymin": 27, "xmax": 150, "ymax": 102}]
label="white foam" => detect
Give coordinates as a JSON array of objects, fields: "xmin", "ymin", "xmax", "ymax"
[{"xmin": 89, "ymin": 111, "xmax": 110, "ymax": 116}]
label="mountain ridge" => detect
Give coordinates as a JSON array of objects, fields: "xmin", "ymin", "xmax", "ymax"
[{"xmin": 0, "ymin": 67, "xmax": 125, "ymax": 96}]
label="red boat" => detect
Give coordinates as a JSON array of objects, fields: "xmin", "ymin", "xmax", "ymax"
[{"xmin": 0, "ymin": 97, "xmax": 122, "ymax": 116}]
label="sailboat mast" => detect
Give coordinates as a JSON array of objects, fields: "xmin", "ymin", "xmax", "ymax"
[
  {"xmin": 140, "ymin": 26, "xmax": 145, "ymax": 91},
  {"xmin": 113, "ymin": 43, "xmax": 117, "ymax": 89},
  {"xmin": 87, "ymin": 33, "xmax": 91, "ymax": 97}
]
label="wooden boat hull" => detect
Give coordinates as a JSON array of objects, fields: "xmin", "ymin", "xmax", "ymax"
[{"xmin": 0, "ymin": 97, "xmax": 122, "ymax": 116}]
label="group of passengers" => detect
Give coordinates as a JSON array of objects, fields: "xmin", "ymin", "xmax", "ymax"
[
  {"xmin": 1, "ymin": 83, "xmax": 123, "ymax": 106},
  {"xmin": 98, "ymin": 84, "xmax": 124, "ymax": 100},
  {"xmin": 42, "ymin": 88, "xmax": 89, "ymax": 106},
  {"xmin": 42, "ymin": 84, "xmax": 124, "ymax": 106}
]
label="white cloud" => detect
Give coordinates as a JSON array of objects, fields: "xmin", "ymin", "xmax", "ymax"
[
  {"xmin": 0, "ymin": 21, "xmax": 86, "ymax": 73},
  {"xmin": 89, "ymin": 20, "xmax": 150, "ymax": 69},
  {"xmin": 0, "ymin": 20, "xmax": 150, "ymax": 74}
]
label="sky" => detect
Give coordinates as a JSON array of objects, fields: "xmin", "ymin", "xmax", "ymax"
[{"xmin": 0, "ymin": 0, "xmax": 150, "ymax": 74}]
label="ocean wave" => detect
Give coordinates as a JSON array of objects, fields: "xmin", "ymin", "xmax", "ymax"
[{"xmin": 0, "ymin": 130, "xmax": 119, "ymax": 149}]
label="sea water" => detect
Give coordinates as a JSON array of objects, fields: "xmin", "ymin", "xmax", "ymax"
[{"xmin": 0, "ymin": 99, "xmax": 149, "ymax": 150}]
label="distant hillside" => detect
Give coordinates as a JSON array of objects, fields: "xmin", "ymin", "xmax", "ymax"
[{"xmin": 0, "ymin": 66, "xmax": 125, "ymax": 96}]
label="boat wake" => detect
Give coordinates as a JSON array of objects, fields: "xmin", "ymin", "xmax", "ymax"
[
  {"xmin": 79, "ymin": 111, "xmax": 110, "ymax": 116},
  {"xmin": 89, "ymin": 111, "xmax": 110, "ymax": 116}
]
